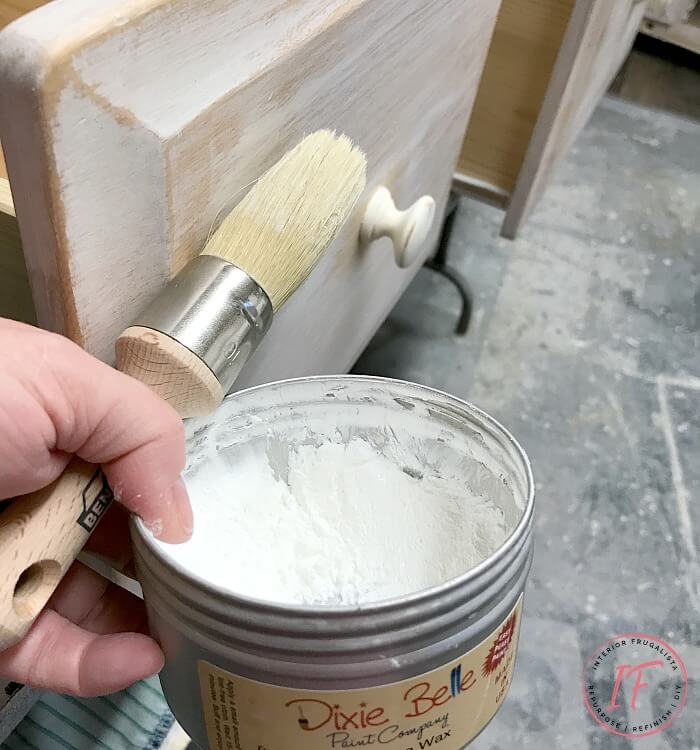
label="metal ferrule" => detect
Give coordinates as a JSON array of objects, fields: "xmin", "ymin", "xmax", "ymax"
[{"xmin": 136, "ymin": 254, "xmax": 273, "ymax": 394}]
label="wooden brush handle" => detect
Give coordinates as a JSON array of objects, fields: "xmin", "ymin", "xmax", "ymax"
[
  {"xmin": 0, "ymin": 327, "xmax": 221, "ymax": 650},
  {"xmin": 116, "ymin": 326, "xmax": 224, "ymax": 419},
  {"xmin": 0, "ymin": 461, "xmax": 112, "ymax": 650}
]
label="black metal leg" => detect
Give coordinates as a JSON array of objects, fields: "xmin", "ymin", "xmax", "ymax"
[
  {"xmin": 424, "ymin": 191, "xmax": 473, "ymax": 335},
  {"xmin": 432, "ymin": 192, "xmax": 459, "ymax": 267},
  {"xmin": 424, "ymin": 259, "xmax": 472, "ymax": 335}
]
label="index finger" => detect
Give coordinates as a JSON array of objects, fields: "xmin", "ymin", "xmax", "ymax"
[
  {"xmin": 60, "ymin": 343, "xmax": 193, "ymax": 543},
  {"xmin": 3, "ymin": 322, "xmax": 192, "ymax": 542}
]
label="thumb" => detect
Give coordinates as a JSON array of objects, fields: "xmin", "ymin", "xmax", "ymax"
[{"xmin": 0, "ymin": 320, "xmax": 192, "ymax": 543}]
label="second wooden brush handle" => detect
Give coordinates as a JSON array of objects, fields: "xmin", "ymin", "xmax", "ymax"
[{"xmin": 0, "ymin": 460, "xmax": 113, "ymax": 650}]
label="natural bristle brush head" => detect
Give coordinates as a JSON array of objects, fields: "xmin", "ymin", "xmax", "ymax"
[{"xmin": 202, "ymin": 130, "xmax": 367, "ymax": 311}]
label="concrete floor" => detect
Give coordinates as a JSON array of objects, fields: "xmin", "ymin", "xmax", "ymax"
[{"xmin": 354, "ymin": 95, "xmax": 700, "ymax": 748}]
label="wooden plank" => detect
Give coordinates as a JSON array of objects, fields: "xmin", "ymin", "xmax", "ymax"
[
  {"xmin": 458, "ymin": 0, "xmax": 576, "ymax": 198},
  {"xmin": 645, "ymin": 0, "xmax": 695, "ymax": 24},
  {"xmin": 0, "ymin": 0, "xmax": 499, "ymax": 385},
  {"xmin": 641, "ymin": 5, "xmax": 700, "ymax": 53},
  {"xmin": 502, "ymin": 0, "xmax": 647, "ymax": 238},
  {"xmin": 451, "ymin": 171, "xmax": 510, "ymax": 208}
]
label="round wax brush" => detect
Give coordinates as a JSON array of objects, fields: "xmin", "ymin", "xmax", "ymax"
[{"xmin": 116, "ymin": 130, "xmax": 367, "ymax": 417}]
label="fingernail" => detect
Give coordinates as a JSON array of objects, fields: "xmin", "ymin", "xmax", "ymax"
[
  {"xmin": 174, "ymin": 476, "xmax": 194, "ymax": 538},
  {"xmin": 156, "ymin": 477, "xmax": 192, "ymax": 543}
]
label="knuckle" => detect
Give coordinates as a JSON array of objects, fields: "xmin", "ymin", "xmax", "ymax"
[{"xmin": 25, "ymin": 628, "xmax": 63, "ymax": 691}]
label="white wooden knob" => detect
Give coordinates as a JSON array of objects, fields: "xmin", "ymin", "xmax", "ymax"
[{"xmin": 360, "ymin": 187, "xmax": 436, "ymax": 268}]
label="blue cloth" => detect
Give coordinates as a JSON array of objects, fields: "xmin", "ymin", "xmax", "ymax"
[{"xmin": 6, "ymin": 678, "xmax": 174, "ymax": 750}]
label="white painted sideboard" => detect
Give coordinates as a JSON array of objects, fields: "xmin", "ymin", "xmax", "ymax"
[{"xmin": 0, "ymin": 0, "xmax": 501, "ymax": 389}]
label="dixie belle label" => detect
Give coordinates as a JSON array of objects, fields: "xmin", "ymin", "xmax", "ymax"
[{"xmin": 198, "ymin": 596, "xmax": 522, "ymax": 750}]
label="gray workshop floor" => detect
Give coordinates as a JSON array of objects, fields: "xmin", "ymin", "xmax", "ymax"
[{"xmin": 354, "ymin": 96, "xmax": 700, "ymax": 748}]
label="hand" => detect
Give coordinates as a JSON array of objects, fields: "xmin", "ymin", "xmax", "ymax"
[{"xmin": 0, "ymin": 319, "xmax": 192, "ymax": 696}]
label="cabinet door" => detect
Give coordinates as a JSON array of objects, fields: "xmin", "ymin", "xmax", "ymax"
[
  {"xmin": 0, "ymin": 0, "xmax": 500, "ymax": 386},
  {"xmin": 502, "ymin": 0, "xmax": 647, "ymax": 237},
  {"xmin": 457, "ymin": 0, "xmax": 646, "ymax": 238}
]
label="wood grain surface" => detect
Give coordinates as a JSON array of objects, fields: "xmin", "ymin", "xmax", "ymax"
[{"xmin": 116, "ymin": 326, "xmax": 224, "ymax": 418}]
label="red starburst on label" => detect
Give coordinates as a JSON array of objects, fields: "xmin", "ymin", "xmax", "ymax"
[{"xmin": 482, "ymin": 613, "xmax": 518, "ymax": 677}]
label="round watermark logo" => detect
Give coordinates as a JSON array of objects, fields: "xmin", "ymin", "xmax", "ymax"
[{"xmin": 582, "ymin": 633, "xmax": 687, "ymax": 738}]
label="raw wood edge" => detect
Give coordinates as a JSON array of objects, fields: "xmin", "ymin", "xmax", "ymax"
[
  {"xmin": 500, "ymin": 0, "xmax": 597, "ymax": 238},
  {"xmin": 452, "ymin": 171, "xmax": 510, "ymax": 209},
  {"xmin": 640, "ymin": 10, "xmax": 700, "ymax": 53},
  {"xmin": 116, "ymin": 326, "xmax": 224, "ymax": 418}
]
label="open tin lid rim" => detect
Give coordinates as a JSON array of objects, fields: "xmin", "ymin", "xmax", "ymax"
[{"xmin": 132, "ymin": 374, "xmax": 535, "ymax": 616}]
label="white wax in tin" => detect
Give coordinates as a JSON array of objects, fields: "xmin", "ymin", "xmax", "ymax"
[{"xmin": 156, "ymin": 436, "xmax": 513, "ymax": 606}]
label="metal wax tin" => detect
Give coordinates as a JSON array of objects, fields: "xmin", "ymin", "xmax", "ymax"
[{"xmin": 131, "ymin": 376, "xmax": 535, "ymax": 750}]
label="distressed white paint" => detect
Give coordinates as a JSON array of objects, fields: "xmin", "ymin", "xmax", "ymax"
[
  {"xmin": 53, "ymin": 85, "xmax": 168, "ymax": 353},
  {"xmin": 0, "ymin": 0, "xmax": 500, "ymax": 369},
  {"xmin": 73, "ymin": 0, "xmax": 352, "ymax": 137}
]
